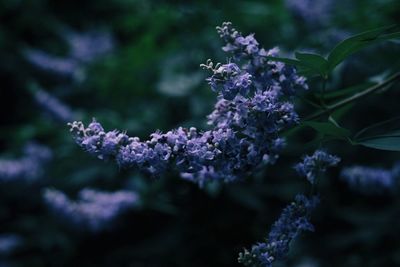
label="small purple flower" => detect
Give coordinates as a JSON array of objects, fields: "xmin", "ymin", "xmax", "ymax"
[
  {"xmin": 43, "ymin": 188, "xmax": 139, "ymax": 232},
  {"xmin": 63, "ymin": 29, "xmax": 114, "ymax": 64},
  {"xmin": 23, "ymin": 48, "xmax": 80, "ymax": 78},
  {"xmin": 238, "ymin": 195, "xmax": 319, "ymax": 267},
  {"xmin": 285, "ymin": 0, "xmax": 333, "ymax": 27},
  {"xmin": 24, "ymin": 28, "xmax": 114, "ymax": 82},
  {"xmin": 33, "ymin": 86, "xmax": 75, "ymax": 123},
  {"xmin": 69, "ymin": 22, "xmax": 308, "ymax": 187},
  {"xmin": 203, "ymin": 62, "xmax": 252, "ymax": 100},
  {"xmin": 216, "ymin": 23, "xmax": 308, "ymax": 97},
  {"xmin": 295, "ymin": 150, "xmax": 340, "ymax": 184},
  {"xmin": 88, "ymin": 119, "xmax": 105, "ymax": 133},
  {"xmin": 0, "ymin": 234, "xmax": 22, "ymax": 256},
  {"xmin": 340, "ymin": 163, "xmax": 400, "ymax": 194},
  {"xmin": 0, "ymin": 143, "xmax": 52, "ymax": 183}
]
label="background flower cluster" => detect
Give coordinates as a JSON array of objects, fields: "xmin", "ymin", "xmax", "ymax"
[{"xmin": 1, "ymin": 0, "xmax": 400, "ymax": 266}]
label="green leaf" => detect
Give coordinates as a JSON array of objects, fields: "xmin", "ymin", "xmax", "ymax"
[
  {"xmin": 376, "ymin": 31, "xmax": 400, "ymax": 41},
  {"xmin": 353, "ymin": 116, "xmax": 400, "ymax": 151},
  {"xmin": 319, "ymin": 82, "xmax": 376, "ymax": 99},
  {"xmin": 295, "ymin": 52, "xmax": 329, "ymax": 77},
  {"xmin": 302, "ymin": 120, "xmax": 351, "ymax": 138},
  {"xmin": 281, "ymin": 123, "xmax": 306, "ymax": 138},
  {"xmin": 353, "ymin": 116, "xmax": 400, "ymax": 140},
  {"xmin": 299, "ymin": 95, "xmax": 323, "ymax": 109},
  {"xmin": 327, "ymin": 25, "xmax": 399, "ymax": 71},
  {"xmin": 266, "ymin": 54, "xmax": 329, "ymax": 78},
  {"xmin": 296, "ymin": 66, "xmax": 320, "ymax": 77},
  {"xmin": 357, "ymin": 134, "xmax": 400, "ymax": 151},
  {"xmin": 330, "ymin": 104, "xmax": 354, "ymax": 121},
  {"xmin": 266, "ymin": 27, "xmax": 400, "ymax": 76}
]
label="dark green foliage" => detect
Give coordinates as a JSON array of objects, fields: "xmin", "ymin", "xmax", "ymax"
[
  {"xmin": 327, "ymin": 25, "xmax": 400, "ymax": 71},
  {"xmin": 302, "ymin": 120, "xmax": 350, "ymax": 139},
  {"xmin": 266, "ymin": 25, "xmax": 400, "ymax": 78},
  {"xmin": 1, "ymin": 0, "xmax": 400, "ymax": 267}
]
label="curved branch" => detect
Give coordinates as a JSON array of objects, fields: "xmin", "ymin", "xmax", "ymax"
[{"xmin": 304, "ymin": 71, "xmax": 400, "ymax": 121}]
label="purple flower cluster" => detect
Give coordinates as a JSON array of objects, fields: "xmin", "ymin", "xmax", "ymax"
[
  {"xmin": 215, "ymin": 22, "xmax": 308, "ymax": 96},
  {"xmin": 285, "ymin": 0, "xmax": 333, "ymax": 26},
  {"xmin": 340, "ymin": 163, "xmax": 400, "ymax": 194},
  {"xmin": 43, "ymin": 188, "xmax": 139, "ymax": 232},
  {"xmin": 238, "ymin": 149, "xmax": 338, "ymax": 266},
  {"xmin": 64, "ymin": 30, "xmax": 114, "ymax": 64},
  {"xmin": 0, "ymin": 143, "xmax": 52, "ymax": 183},
  {"xmin": 294, "ymin": 150, "xmax": 340, "ymax": 184},
  {"xmin": 24, "ymin": 48, "xmax": 79, "ymax": 78},
  {"xmin": 69, "ymin": 22, "xmax": 308, "ymax": 186},
  {"xmin": 33, "ymin": 86, "xmax": 75, "ymax": 123},
  {"xmin": 0, "ymin": 234, "xmax": 22, "ymax": 256},
  {"xmin": 24, "ymin": 29, "xmax": 113, "ymax": 81},
  {"xmin": 238, "ymin": 195, "xmax": 319, "ymax": 267}
]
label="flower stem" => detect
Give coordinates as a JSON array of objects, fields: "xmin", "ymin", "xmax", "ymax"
[{"xmin": 304, "ymin": 71, "xmax": 400, "ymax": 121}]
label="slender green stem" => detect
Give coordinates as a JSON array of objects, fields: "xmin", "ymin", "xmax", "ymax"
[
  {"xmin": 319, "ymin": 78, "xmax": 328, "ymax": 109},
  {"xmin": 304, "ymin": 71, "xmax": 400, "ymax": 121},
  {"xmin": 299, "ymin": 95, "xmax": 322, "ymax": 109},
  {"xmin": 353, "ymin": 115, "xmax": 400, "ymax": 139}
]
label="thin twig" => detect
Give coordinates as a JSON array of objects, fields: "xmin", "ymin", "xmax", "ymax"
[{"xmin": 304, "ymin": 71, "xmax": 400, "ymax": 121}]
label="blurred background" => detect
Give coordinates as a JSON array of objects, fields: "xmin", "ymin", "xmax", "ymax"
[{"xmin": 1, "ymin": 0, "xmax": 400, "ymax": 266}]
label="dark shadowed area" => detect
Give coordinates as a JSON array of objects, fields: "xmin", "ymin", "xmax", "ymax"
[{"xmin": 1, "ymin": 0, "xmax": 400, "ymax": 266}]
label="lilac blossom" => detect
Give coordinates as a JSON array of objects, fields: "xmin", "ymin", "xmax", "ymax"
[
  {"xmin": 68, "ymin": 22, "xmax": 308, "ymax": 186},
  {"xmin": 0, "ymin": 143, "xmax": 52, "ymax": 183},
  {"xmin": 238, "ymin": 149, "xmax": 337, "ymax": 266},
  {"xmin": 62, "ymin": 29, "xmax": 114, "ymax": 64},
  {"xmin": 294, "ymin": 150, "xmax": 340, "ymax": 184},
  {"xmin": 238, "ymin": 195, "xmax": 319, "ymax": 267},
  {"xmin": 0, "ymin": 234, "xmax": 22, "ymax": 256},
  {"xmin": 43, "ymin": 188, "xmax": 139, "ymax": 232},
  {"xmin": 340, "ymin": 163, "xmax": 400, "ymax": 194},
  {"xmin": 33, "ymin": 86, "xmax": 75, "ymax": 122},
  {"xmin": 285, "ymin": 0, "xmax": 333, "ymax": 27},
  {"xmin": 24, "ymin": 48, "xmax": 80, "ymax": 78},
  {"xmin": 24, "ymin": 29, "xmax": 113, "ymax": 82},
  {"xmin": 215, "ymin": 22, "xmax": 308, "ymax": 95}
]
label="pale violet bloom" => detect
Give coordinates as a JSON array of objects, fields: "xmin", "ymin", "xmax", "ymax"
[
  {"xmin": 68, "ymin": 22, "xmax": 308, "ymax": 187},
  {"xmin": 44, "ymin": 188, "xmax": 139, "ymax": 232},
  {"xmin": 0, "ymin": 143, "xmax": 52, "ymax": 183},
  {"xmin": 238, "ymin": 195, "xmax": 319, "ymax": 267}
]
